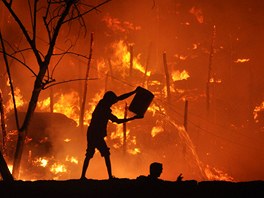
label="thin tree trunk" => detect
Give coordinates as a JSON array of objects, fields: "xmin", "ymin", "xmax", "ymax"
[
  {"xmin": 12, "ymin": 70, "xmax": 46, "ymax": 179},
  {"xmin": 2, "ymin": 0, "xmax": 110, "ymax": 180},
  {"xmin": 10, "ymin": 2, "xmax": 75, "ymax": 178}
]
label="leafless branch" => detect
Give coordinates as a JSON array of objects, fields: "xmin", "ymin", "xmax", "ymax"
[
  {"xmin": 2, "ymin": 0, "xmax": 43, "ymax": 65},
  {"xmin": 63, "ymin": 0, "xmax": 111, "ymax": 24},
  {"xmin": 43, "ymin": 77, "xmax": 98, "ymax": 90},
  {"xmin": 0, "ymin": 50, "xmax": 37, "ymax": 77},
  {"xmin": 32, "ymin": 0, "xmax": 38, "ymax": 43},
  {"xmin": 50, "ymin": 45, "xmax": 73, "ymax": 77}
]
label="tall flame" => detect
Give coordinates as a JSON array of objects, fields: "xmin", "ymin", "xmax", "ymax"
[{"xmin": 110, "ymin": 40, "xmax": 151, "ymax": 77}]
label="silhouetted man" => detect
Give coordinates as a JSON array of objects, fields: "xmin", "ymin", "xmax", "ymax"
[
  {"xmin": 81, "ymin": 88, "xmax": 142, "ymax": 180},
  {"xmin": 137, "ymin": 162, "xmax": 183, "ymax": 182},
  {"xmin": 149, "ymin": 162, "xmax": 163, "ymax": 180},
  {"xmin": 136, "ymin": 162, "xmax": 163, "ymax": 181}
]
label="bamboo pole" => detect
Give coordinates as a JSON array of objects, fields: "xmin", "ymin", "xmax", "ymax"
[
  {"xmin": 108, "ymin": 58, "xmax": 113, "ymax": 78},
  {"xmin": 123, "ymin": 103, "xmax": 128, "ymax": 154},
  {"xmin": 142, "ymin": 42, "xmax": 152, "ymax": 88},
  {"xmin": 79, "ymin": 32, "xmax": 94, "ymax": 130},
  {"xmin": 206, "ymin": 25, "xmax": 216, "ymax": 114},
  {"xmin": 163, "ymin": 51, "xmax": 171, "ymax": 103},
  {"xmin": 106, "ymin": 58, "xmax": 113, "ymax": 91},
  {"xmin": 104, "ymin": 71, "xmax": 109, "ymax": 93},
  {"xmin": 129, "ymin": 44, "xmax": 133, "ymax": 77}
]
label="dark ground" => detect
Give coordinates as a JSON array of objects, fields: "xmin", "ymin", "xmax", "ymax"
[{"xmin": 0, "ymin": 178, "xmax": 263, "ymax": 198}]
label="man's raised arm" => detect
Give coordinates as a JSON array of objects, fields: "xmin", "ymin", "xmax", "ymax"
[{"xmin": 117, "ymin": 87, "xmax": 139, "ymax": 101}]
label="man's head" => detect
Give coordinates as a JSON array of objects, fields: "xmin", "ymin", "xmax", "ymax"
[
  {"xmin": 103, "ymin": 91, "xmax": 118, "ymax": 105},
  {"xmin": 149, "ymin": 162, "xmax": 163, "ymax": 179}
]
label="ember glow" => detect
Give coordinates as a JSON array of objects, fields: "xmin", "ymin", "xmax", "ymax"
[{"xmin": 0, "ymin": 0, "xmax": 263, "ymax": 182}]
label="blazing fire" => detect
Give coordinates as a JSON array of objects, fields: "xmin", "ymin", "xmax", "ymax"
[
  {"xmin": 2, "ymin": 40, "xmax": 261, "ymax": 182},
  {"xmin": 37, "ymin": 92, "xmax": 82, "ymax": 126},
  {"xmin": 5, "ymin": 87, "xmax": 25, "ymax": 114},
  {"xmin": 108, "ymin": 40, "xmax": 151, "ymax": 77}
]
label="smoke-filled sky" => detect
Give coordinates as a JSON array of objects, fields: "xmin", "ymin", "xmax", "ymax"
[{"xmin": 0, "ymin": 0, "xmax": 263, "ymax": 182}]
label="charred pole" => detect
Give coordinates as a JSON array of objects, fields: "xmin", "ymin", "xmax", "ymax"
[
  {"xmin": 79, "ymin": 32, "xmax": 94, "ymax": 130},
  {"xmin": 123, "ymin": 103, "xmax": 128, "ymax": 154},
  {"xmin": 163, "ymin": 51, "xmax": 171, "ymax": 103},
  {"xmin": 206, "ymin": 25, "xmax": 216, "ymax": 114},
  {"xmin": 142, "ymin": 42, "xmax": 152, "ymax": 87},
  {"xmin": 108, "ymin": 58, "xmax": 113, "ymax": 80},
  {"xmin": 129, "ymin": 44, "xmax": 133, "ymax": 77},
  {"xmin": 105, "ymin": 58, "xmax": 113, "ymax": 91},
  {"xmin": 105, "ymin": 71, "xmax": 109, "ymax": 92}
]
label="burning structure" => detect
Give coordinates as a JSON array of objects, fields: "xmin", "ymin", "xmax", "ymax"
[{"xmin": 0, "ymin": 0, "xmax": 263, "ymax": 182}]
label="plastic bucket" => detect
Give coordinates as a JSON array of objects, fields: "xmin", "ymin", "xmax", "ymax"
[{"xmin": 129, "ymin": 86, "xmax": 154, "ymax": 116}]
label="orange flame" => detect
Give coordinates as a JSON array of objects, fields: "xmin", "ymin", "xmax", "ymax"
[
  {"xmin": 37, "ymin": 91, "xmax": 81, "ymax": 125},
  {"xmin": 234, "ymin": 58, "xmax": 250, "ymax": 63},
  {"xmin": 5, "ymin": 88, "xmax": 25, "ymax": 114},
  {"xmin": 172, "ymin": 70, "xmax": 190, "ymax": 81},
  {"xmin": 204, "ymin": 165, "xmax": 234, "ymax": 181},
  {"xmin": 189, "ymin": 6, "xmax": 204, "ymax": 24},
  {"xmin": 33, "ymin": 157, "xmax": 49, "ymax": 167},
  {"xmin": 110, "ymin": 40, "xmax": 151, "ymax": 77},
  {"xmin": 209, "ymin": 77, "xmax": 222, "ymax": 83},
  {"xmin": 50, "ymin": 163, "xmax": 67, "ymax": 174},
  {"xmin": 102, "ymin": 14, "xmax": 141, "ymax": 33},
  {"xmin": 253, "ymin": 101, "xmax": 264, "ymax": 122}
]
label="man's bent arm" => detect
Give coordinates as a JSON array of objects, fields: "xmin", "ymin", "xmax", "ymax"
[{"xmin": 110, "ymin": 114, "xmax": 143, "ymax": 124}]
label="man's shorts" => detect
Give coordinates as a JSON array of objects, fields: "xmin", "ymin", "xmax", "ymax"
[{"xmin": 85, "ymin": 138, "xmax": 110, "ymax": 158}]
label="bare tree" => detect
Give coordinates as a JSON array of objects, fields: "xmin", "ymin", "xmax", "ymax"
[{"xmin": 0, "ymin": 0, "xmax": 111, "ymax": 179}]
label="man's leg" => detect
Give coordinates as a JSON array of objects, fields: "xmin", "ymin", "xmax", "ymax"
[
  {"xmin": 104, "ymin": 155, "xmax": 113, "ymax": 179},
  {"xmin": 81, "ymin": 156, "xmax": 90, "ymax": 179}
]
